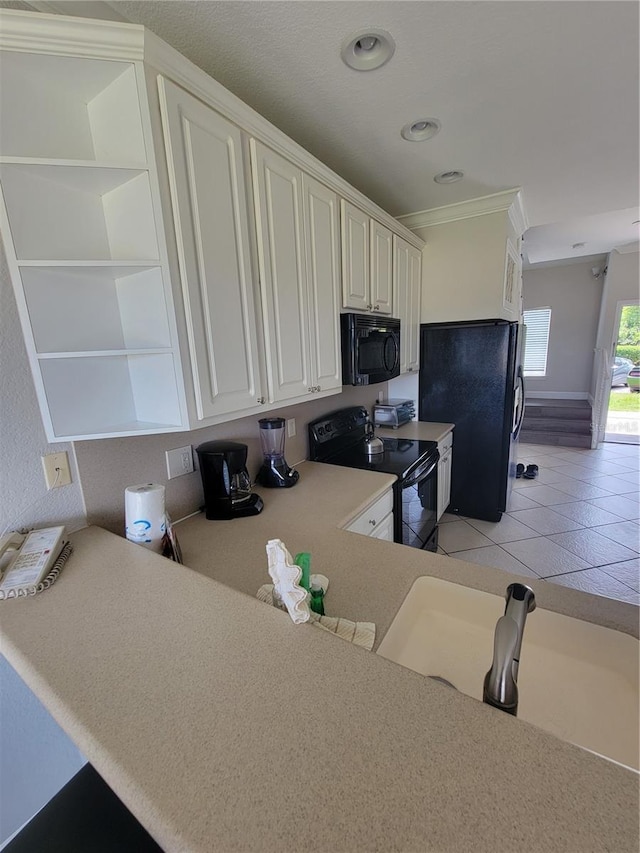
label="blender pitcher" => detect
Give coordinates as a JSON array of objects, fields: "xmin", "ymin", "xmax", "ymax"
[{"xmin": 256, "ymin": 418, "xmax": 299, "ymax": 488}]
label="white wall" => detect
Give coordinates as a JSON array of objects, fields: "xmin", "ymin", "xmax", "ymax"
[
  {"xmin": 594, "ymin": 249, "xmax": 640, "ymax": 361},
  {"xmin": 522, "ymin": 260, "xmax": 603, "ymax": 396},
  {"xmin": 590, "ymin": 248, "xmax": 640, "ymax": 441},
  {"xmin": 74, "ymin": 383, "xmax": 383, "ymax": 534},
  {"xmin": 0, "ymin": 657, "xmax": 86, "ymax": 843},
  {"xmin": 1, "ymin": 238, "xmax": 88, "ymax": 844},
  {"xmin": 0, "ymin": 243, "xmax": 87, "ymax": 535}
]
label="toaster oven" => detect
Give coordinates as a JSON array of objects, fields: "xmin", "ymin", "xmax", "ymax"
[{"xmin": 372, "ymin": 399, "xmax": 415, "ymax": 429}]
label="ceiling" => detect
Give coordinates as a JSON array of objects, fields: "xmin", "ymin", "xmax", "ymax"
[{"xmin": 19, "ymin": 0, "xmax": 640, "ymax": 264}]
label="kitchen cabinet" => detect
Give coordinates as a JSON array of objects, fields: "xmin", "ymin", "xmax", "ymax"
[
  {"xmin": 394, "ymin": 235, "xmax": 422, "ymax": 373},
  {"xmin": 250, "ymin": 140, "xmax": 341, "ymax": 402},
  {"xmin": 157, "ymin": 77, "xmax": 266, "ymax": 420},
  {"xmin": 0, "ymin": 10, "xmax": 422, "ymax": 441},
  {"xmin": 437, "ymin": 431, "xmax": 453, "ymax": 520},
  {"xmin": 345, "ymin": 488, "xmax": 394, "ymax": 541},
  {"xmin": 341, "ymin": 201, "xmax": 393, "ymax": 315},
  {"xmin": 0, "ymin": 48, "xmax": 187, "ymax": 441},
  {"xmin": 406, "ymin": 191, "xmax": 526, "ymax": 324}
]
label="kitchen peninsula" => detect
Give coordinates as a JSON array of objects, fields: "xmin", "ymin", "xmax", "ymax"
[{"xmin": 1, "ymin": 462, "xmax": 638, "ymax": 852}]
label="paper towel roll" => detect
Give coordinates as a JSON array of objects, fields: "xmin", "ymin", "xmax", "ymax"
[{"xmin": 125, "ymin": 484, "xmax": 166, "ymax": 553}]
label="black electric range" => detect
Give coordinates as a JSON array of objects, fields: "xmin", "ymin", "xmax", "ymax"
[{"xmin": 308, "ymin": 406, "xmax": 439, "ymax": 550}]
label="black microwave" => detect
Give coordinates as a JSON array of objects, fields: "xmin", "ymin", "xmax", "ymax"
[{"xmin": 341, "ymin": 313, "xmax": 401, "ymax": 385}]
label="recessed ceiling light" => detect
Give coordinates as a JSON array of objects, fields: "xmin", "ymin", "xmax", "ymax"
[
  {"xmin": 434, "ymin": 170, "xmax": 464, "ymax": 184},
  {"xmin": 401, "ymin": 118, "xmax": 441, "ymax": 142},
  {"xmin": 341, "ymin": 29, "xmax": 395, "ymax": 71},
  {"xmin": 572, "ymin": 242, "xmax": 586, "ymax": 249}
]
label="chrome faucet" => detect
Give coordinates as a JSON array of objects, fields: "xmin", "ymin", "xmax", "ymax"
[{"xmin": 483, "ymin": 583, "xmax": 536, "ymax": 716}]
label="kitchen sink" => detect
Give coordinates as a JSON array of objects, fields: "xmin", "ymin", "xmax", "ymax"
[{"xmin": 377, "ymin": 576, "xmax": 639, "ymax": 770}]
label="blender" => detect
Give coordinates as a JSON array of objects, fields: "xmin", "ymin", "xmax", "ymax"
[{"xmin": 256, "ymin": 418, "xmax": 299, "ymax": 488}]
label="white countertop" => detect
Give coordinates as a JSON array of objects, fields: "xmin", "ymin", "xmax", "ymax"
[{"xmin": 0, "ymin": 461, "xmax": 637, "ymax": 852}]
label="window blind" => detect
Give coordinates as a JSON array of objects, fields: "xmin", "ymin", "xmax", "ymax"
[{"xmin": 523, "ymin": 308, "xmax": 551, "ymax": 377}]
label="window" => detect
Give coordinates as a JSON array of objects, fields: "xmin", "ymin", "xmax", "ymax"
[{"xmin": 523, "ymin": 308, "xmax": 551, "ymax": 377}]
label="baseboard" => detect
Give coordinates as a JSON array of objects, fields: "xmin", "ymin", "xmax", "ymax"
[{"xmin": 525, "ymin": 392, "xmax": 589, "ymax": 400}]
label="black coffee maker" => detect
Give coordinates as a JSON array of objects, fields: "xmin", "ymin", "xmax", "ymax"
[{"xmin": 196, "ymin": 440, "xmax": 264, "ymax": 520}]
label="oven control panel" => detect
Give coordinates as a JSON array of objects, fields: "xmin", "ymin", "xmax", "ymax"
[{"xmin": 308, "ymin": 406, "xmax": 370, "ymax": 459}]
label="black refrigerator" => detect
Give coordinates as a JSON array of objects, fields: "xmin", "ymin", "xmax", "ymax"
[{"xmin": 419, "ymin": 319, "xmax": 525, "ymax": 522}]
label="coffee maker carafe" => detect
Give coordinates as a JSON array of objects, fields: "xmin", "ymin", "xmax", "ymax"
[
  {"xmin": 256, "ymin": 417, "xmax": 299, "ymax": 488},
  {"xmin": 196, "ymin": 440, "xmax": 263, "ymax": 519}
]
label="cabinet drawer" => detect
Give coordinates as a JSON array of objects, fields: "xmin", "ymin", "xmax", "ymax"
[
  {"xmin": 346, "ymin": 489, "xmax": 394, "ymax": 536},
  {"xmin": 438, "ymin": 431, "xmax": 453, "ymax": 454},
  {"xmin": 370, "ymin": 512, "xmax": 394, "ymax": 542}
]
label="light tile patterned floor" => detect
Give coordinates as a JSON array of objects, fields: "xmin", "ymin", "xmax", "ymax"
[{"xmin": 438, "ymin": 441, "xmax": 640, "ymax": 605}]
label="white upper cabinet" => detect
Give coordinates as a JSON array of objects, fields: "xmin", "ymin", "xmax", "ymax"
[
  {"xmin": 0, "ymin": 40, "xmax": 187, "ymax": 442},
  {"xmin": 341, "ymin": 201, "xmax": 393, "ymax": 315},
  {"xmin": 250, "ymin": 140, "xmax": 341, "ymax": 402},
  {"xmin": 394, "ymin": 235, "xmax": 422, "ymax": 373},
  {"xmin": 158, "ymin": 77, "xmax": 265, "ymax": 421},
  {"xmin": 341, "ymin": 201, "xmax": 370, "ymax": 312},
  {"xmin": 302, "ymin": 175, "xmax": 342, "ymax": 395},
  {"xmin": 370, "ymin": 219, "xmax": 393, "ymax": 314}
]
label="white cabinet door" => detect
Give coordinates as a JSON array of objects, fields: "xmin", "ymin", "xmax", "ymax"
[
  {"xmin": 251, "ymin": 140, "xmax": 312, "ymax": 403},
  {"xmin": 158, "ymin": 77, "xmax": 264, "ymax": 420},
  {"xmin": 302, "ymin": 174, "xmax": 342, "ymax": 394},
  {"xmin": 394, "ymin": 235, "xmax": 422, "ymax": 374},
  {"xmin": 406, "ymin": 242, "xmax": 422, "ymax": 372},
  {"xmin": 370, "ymin": 219, "xmax": 393, "ymax": 314},
  {"xmin": 437, "ymin": 435, "xmax": 453, "ymax": 520},
  {"xmin": 341, "ymin": 200, "xmax": 370, "ymax": 311},
  {"xmin": 370, "ymin": 512, "xmax": 394, "ymax": 541}
]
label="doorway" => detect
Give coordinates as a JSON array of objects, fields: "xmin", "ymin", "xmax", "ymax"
[{"xmin": 605, "ymin": 301, "xmax": 639, "ymax": 445}]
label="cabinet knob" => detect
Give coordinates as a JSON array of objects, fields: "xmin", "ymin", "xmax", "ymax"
[
  {"xmin": 367, "ymin": 304, "xmax": 372, "ymax": 311},
  {"xmin": 257, "ymin": 397, "xmax": 266, "ymax": 404},
  {"xmin": 407, "ymin": 367, "xmax": 414, "ymax": 372},
  {"xmin": 316, "ymin": 385, "xmax": 321, "ymax": 392},
  {"xmin": 373, "ymin": 304, "xmax": 379, "ymax": 311},
  {"xmin": 308, "ymin": 387, "xmax": 313, "ymax": 393},
  {"xmin": 369, "ymin": 519, "xmax": 376, "ymax": 526}
]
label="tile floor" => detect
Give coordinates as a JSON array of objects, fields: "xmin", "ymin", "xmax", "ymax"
[{"xmin": 438, "ymin": 441, "xmax": 640, "ymax": 605}]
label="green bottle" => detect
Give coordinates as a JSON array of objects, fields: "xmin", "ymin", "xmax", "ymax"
[
  {"xmin": 309, "ymin": 582, "xmax": 325, "ymax": 616},
  {"xmin": 294, "ymin": 552, "xmax": 311, "ymax": 592}
]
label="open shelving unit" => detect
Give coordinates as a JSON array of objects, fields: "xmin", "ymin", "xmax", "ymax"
[{"xmin": 0, "ymin": 46, "xmax": 186, "ymax": 440}]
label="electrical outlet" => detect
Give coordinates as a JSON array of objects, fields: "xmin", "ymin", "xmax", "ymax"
[
  {"xmin": 42, "ymin": 452, "xmax": 71, "ymax": 489},
  {"xmin": 287, "ymin": 418, "xmax": 296, "ymax": 438},
  {"xmin": 166, "ymin": 445, "xmax": 194, "ymax": 480}
]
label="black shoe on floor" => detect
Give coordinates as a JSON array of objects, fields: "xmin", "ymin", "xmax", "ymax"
[
  {"xmin": 516, "ymin": 463, "xmax": 525, "ymax": 478},
  {"xmin": 523, "ymin": 464, "xmax": 539, "ymax": 479}
]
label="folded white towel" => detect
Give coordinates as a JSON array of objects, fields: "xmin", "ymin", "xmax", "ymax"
[
  {"xmin": 257, "ymin": 584, "xmax": 376, "ymax": 651},
  {"xmin": 265, "ymin": 539, "xmax": 310, "ymax": 624}
]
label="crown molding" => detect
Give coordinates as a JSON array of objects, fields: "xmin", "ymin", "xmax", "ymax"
[
  {"xmin": 398, "ymin": 189, "xmax": 528, "ymax": 234},
  {"xmin": 0, "ymin": 8, "xmax": 143, "ymax": 59},
  {"xmin": 27, "ymin": 1, "xmax": 127, "ymax": 21},
  {"xmin": 143, "ymin": 31, "xmax": 424, "ymax": 251},
  {"xmin": 613, "ymin": 241, "xmax": 640, "ymax": 255}
]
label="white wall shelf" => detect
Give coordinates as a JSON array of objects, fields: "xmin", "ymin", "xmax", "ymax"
[
  {"xmin": 0, "ymin": 51, "xmax": 146, "ymax": 162},
  {"xmin": 0, "ymin": 34, "xmax": 188, "ymax": 442},
  {"xmin": 39, "ymin": 353, "xmax": 183, "ymax": 439},
  {"xmin": 0, "ymin": 165, "xmax": 159, "ymax": 261},
  {"xmin": 21, "ymin": 265, "xmax": 171, "ymax": 353}
]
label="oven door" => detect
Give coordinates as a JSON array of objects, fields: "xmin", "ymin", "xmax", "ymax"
[{"xmin": 394, "ymin": 454, "xmax": 439, "ymax": 551}]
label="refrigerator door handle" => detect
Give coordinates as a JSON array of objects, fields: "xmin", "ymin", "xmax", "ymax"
[{"xmin": 514, "ymin": 368, "xmax": 526, "ymax": 439}]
